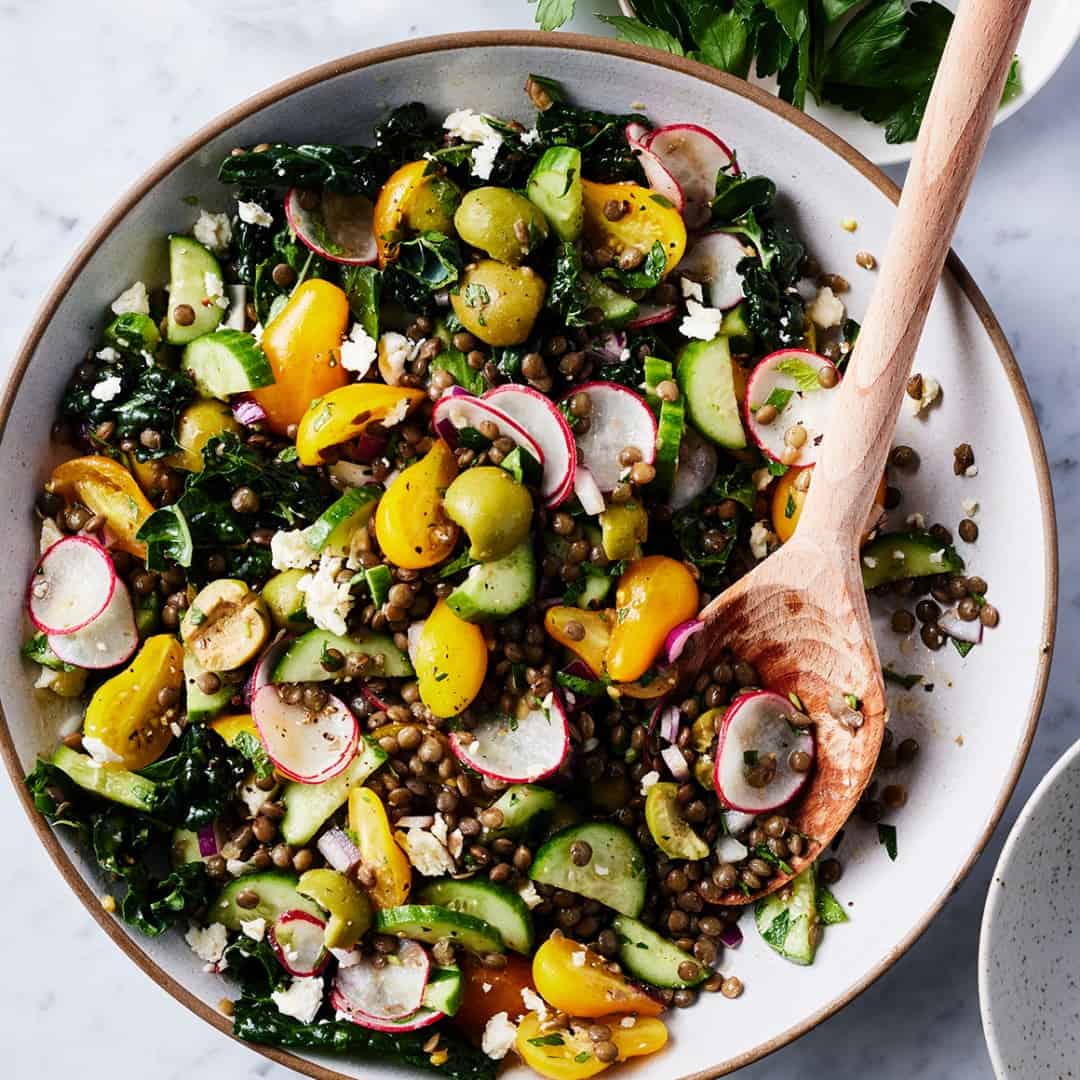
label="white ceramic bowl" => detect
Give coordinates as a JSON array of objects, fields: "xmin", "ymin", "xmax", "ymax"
[
  {"xmin": 0, "ymin": 32, "xmax": 1057, "ymax": 1080},
  {"xmin": 979, "ymin": 738, "xmax": 1080, "ymax": 1078}
]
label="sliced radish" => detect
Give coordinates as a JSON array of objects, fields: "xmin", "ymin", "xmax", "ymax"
[
  {"xmin": 573, "ymin": 466, "xmax": 605, "ymax": 516},
  {"xmin": 664, "ymin": 619, "xmax": 704, "ymax": 663},
  {"xmin": 244, "ymin": 632, "xmax": 292, "ymax": 707},
  {"xmin": 679, "ymin": 232, "xmax": 749, "ymax": 310},
  {"xmin": 332, "ymin": 988, "xmax": 442, "ymax": 1033},
  {"xmin": 938, "ymin": 608, "xmax": 984, "ymax": 646},
  {"xmin": 270, "ymin": 910, "xmax": 329, "ymax": 977},
  {"xmin": 285, "ymin": 187, "xmax": 376, "ymax": 266},
  {"xmin": 714, "ymin": 690, "xmax": 815, "ymax": 814},
  {"xmin": 431, "ymin": 392, "xmax": 544, "ymax": 465},
  {"xmin": 449, "ymin": 692, "xmax": 569, "ymax": 783},
  {"xmin": 333, "ymin": 940, "xmax": 430, "ymax": 1021},
  {"xmin": 484, "ymin": 385, "xmax": 576, "ymax": 507},
  {"xmin": 629, "ymin": 142, "xmax": 685, "ymax": 213},
  {"xmin": 644, "ymin": 123, "xmax": 739, "ymax": 230},
  {"xmin": 252, "ymin": 683, "xmax": 359, "ymax": 784},
  {"xmin": 625, "ymin": 121, "xmax": 651, "ymax": 147},
  {"xmin": 563, "ymin": 381, "xmax": 656, "ymax": 493},
  {"xmin": 48, "ymin": 580, "xmax": 137, "ymax": 669},
  {"xmin": 28, "ymin": 536, "xmax": 116, "ymax": 635},
  {"xmin": 670, "ymin": 426, "xmax": 718, "ymax": 511},
  {"xmin": 628, "ymin": 302, "xmax": 678, "ymax": 329},
  {"xmin": 745, "ymin": 349, "xmax": 841, "ymax": 467}
]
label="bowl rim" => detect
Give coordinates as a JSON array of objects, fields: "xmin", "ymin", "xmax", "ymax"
[
  {"xmin": 0, "ymin": 29, "xmax": 1057, "ymax": 1080},
  {"xmin": 977, "ymin": 736, "xmax": 1080, "ymax": 1078}
]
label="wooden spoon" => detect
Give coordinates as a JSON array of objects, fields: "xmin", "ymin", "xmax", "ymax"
[{"xmin": 680, "ymin": 0, "xmax": 1031, "ymax": 904}]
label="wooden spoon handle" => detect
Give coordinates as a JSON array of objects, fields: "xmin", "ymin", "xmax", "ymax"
[{"xmin": 797, "ymin": 0, "xmax": 1030, "ymax": 547}]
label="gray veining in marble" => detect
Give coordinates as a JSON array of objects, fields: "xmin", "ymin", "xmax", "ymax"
[{"xmin": 0, "ymin": 2, "xmax": 1077, "ymax": 1078}]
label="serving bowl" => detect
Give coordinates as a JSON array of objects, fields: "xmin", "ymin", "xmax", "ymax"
[
  {"xmin": 0, "ymin": 31, "xmax": 1056, "ymax": 1080},
  {"xmin": 979, "ymin": 738, "xmax": 1080, "ymax": 1078}
]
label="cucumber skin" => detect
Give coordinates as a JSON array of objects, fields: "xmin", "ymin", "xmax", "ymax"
[
  {"xmin": 611, "ymin": 914, "xmax": 707, "ymax": 988},
  {"xmin": 306, "ymin": 488, "xmax": 379, "ymax": 554},
  {"xmin": 485, "ymin": 784, "xmax": 560, "ymax": 839},
  {"xmin": 209, "ymin": 870, "xmax": 322, "ymax": 930},
  {"xmin": 861, "ymin": 531, "xmax": 965, "ymax": 590},
  {"xmin": 183, "ymin": 329, "xmax": 273, "ymax": 399},
  {"xmin": 273, "ymin": 628, "xmax": 413, "ymax": 683},
  {"xmin": 424, "ymin": 967, "xmax": 464, "ymax": 1016},
  {"xmin": 419, "ymin": 879, "xmax": 535, "ymax": 954},
  {"xmin": 583, "ymin": 274, "xmax": 639, "ymax": 329},
  {"xmin": 374, "ymin": 904, "xmax": 505, "ymax": 954},
  {"xmin": 166, "ymin": 235, "xmax": 224, "ymax": 345},
  {"xmin": 50, "ymin": 745, "xmax": 157, "ymax": 813},
  {"xmin": 184, "ymin": 654, "xmax": 231, "ymax": 724},
  {"xmin": 676, "ymin": 336, "xmax": 747, "ymax": 450},
  {"xmin": 754, "ymin": 863, "xmax": 819, "ymax": 965},
  {"xmin": 446, "ymin": 541, "xmax": 536, "ymax": 622}
]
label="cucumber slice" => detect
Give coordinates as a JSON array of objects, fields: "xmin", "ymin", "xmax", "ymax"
[
  {"xmin": 676, "ymin": 335, "xmax": 746, "ymax": 450},
  {"xmin": 279, "ymin": 738, "xmax": 387, "ymax": 846},
  {"xmin": 611, "ymin": 914, "xmax": 707, "ymax": 988},
  {"xmin": 861, "ymin": 531, "xmax": 965, "ymax": 590},
  {"xmin": 754, "ymin": 862, "xmax": 819, "ymax": 965},
  {"xmin": 171, "ymin": 828, "xmax": 206, "ymax": 866},
  {"xmin": 262, "ymin": 569, "xmax": 311, "ymax": 631},
  {"xmin": 272, "ymin": 628, "xmax": 413, "ymax": 683},
  {"xmin": 446, "ymin": 540, "xmax": 536, "ymax": 622},
  {"xmin": 105, "ymin": 312, "xmax": 161, "ymax": 353},
  {"xmin": 374, "ymin": 904, "xmax": 505, "ymax": 954},
  {"xmin": 527, "ymin": 146, "xmax": 584, "ymax": 241},
  {"xmin": 184, "ymin": 653, "xmax": 231, "ymax": 724},
  {"xmin": 305, "ymin": 488, "xmax": 380, "ymax": 554},
  {"xmin": 499, "ymin": 446, "xmax": 543, "ymax": 487},
  {"xmin": 419, "ymin": 879, "xmax": 534, "ymax": 954},
  {"xmin": 182, "ymin": 329, "xmax": 274, "ymax": 400},
  {"xmin": 209, "ymin": 870, "xmax": 322, "ymax": 930},
  {"xmin": 166, "ymin": 235, "xmax": 225, "ymax": 345},
  {"xmin": 720, "ymin": 303, "xmax": 752, "ymax": 352},
  {"xmin": 484, "ymin": 784, "xmax": 560, "ymax": 839},
  {"xmin": 365, "ymin": 564, "xmax": 393, "ymax": 607},
  {"xmin": 575, "ymin": 572, "xmax": 613, "ymax": 610},
  {"xmin": 50, "ymin": 745, "xmax": 156, "ymax": 813},
  {"xmin": 530, "ymin": 823, "xmax": 647, "ymax": 917},
  {"xmin": 423, "ymin": 966, "xmax": 464, "ymax": 1017},
  {"xmin": 583, "ymin": 274, "xmax": 639, "ymax": 328}
]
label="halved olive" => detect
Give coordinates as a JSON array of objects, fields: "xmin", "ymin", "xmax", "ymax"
[
  {"xmin": 454, "ymin": 187, "xmax": 549, "ymax": 265},
  {"xmin": 450, "ymin": 260, "xmax": 546, "ymax": 346},
  {"xmin": 645, "ymin": 781, "xmax": 710, "ymax": 859},
  {"xmin": 181, "ymin": 578, "xmax": 270, "ymax": 671},
  {"xmin": 443, "ymin": 467, "xmax": 533, "ymax": 562},
  {"xmin": 297, "ymin": 868, "xmax": 372, "ymax": 950}
]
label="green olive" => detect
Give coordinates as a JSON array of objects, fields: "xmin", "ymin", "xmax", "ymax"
[
  {"xmin": 181, "ymin": 579, "xmax": 271, "ymax": 671},
  {"xmin": 443, "ymin": 466, "xmax": 533, "ymax": 562},
  {"xmin": 451, "ymin": 260, "xmax": 547, "ymax": 347},
  {"xmin": 598, "ymin": 501, "xmax": 648, "ymax": 561},
  {"xmin": 691, "ymin": 708, "xmax": 722, "ymax": 753},
  {"xmin": 403, "ymin": 175, "xmax": 461, "ymax": 236},
  {"xmin": 453, "ymin": 187, "xmax": 549, "ymax": 265},
  {"xmin": 644, "ymin": 781, "xmax": 710, "ymax": 860},
  {"xmin": 297, "ymin": 867, "xmax": 372, "ymax": 950}
]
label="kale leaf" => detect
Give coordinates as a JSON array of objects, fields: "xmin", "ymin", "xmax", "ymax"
[
  {"xmin": 548, "ymin": 242, "xmax": 589, "ymax": 327},
  {"xmin": 253, "ymin": 224, "xmax": 339, "ymax": 325},
  {"xmin": 342, "ymin": 265, "xmax": 382, "ymax": 340},
  {"xmin": 218, "ymin": 143, "xmax": 388, "ymax": 198},
  {"xmin": 231, "ymin": 187, "xmax": 279, "ymax": 288},
  {"xmin": 375, "ymin": 102, "xmax": 442, "ymax": 168},
  {"xmin": 395, "ymin": 231, "xmax": 463, "ymax": 291},
  {"xmin": 136, "ymin": 504, "xmax": 194, "ymax": 571}
]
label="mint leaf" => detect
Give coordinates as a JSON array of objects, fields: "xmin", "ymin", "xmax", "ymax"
[
  {"xmin": 776, "ymin": 355, "xmax": 821, "ymax": 392},
  {"xmin": 532, "ymin": 0, "xmax": 575, "ymax": 31},
  {"xmin": 597, "ymin": 15, "xmax": 685, "ymax": 55},
  {"xmin": 693, "ymin": 13, "xmax": 752, "ymax": 77},
  {"xmin": 762, "ymin": 908, "xmax": 791, "ymax": 949}
]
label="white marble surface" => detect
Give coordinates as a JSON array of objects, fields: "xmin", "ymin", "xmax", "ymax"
[{"xmin": 0, "ymin": 2, "xmax": 1076, "ymax": 1077}]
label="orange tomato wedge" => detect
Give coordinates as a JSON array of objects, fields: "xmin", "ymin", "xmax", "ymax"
[{"xmin": 50, "ymin": 455, "xmax": 154, "ymax": 557}]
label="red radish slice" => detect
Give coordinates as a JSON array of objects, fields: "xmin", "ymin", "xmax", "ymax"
[
  {"xmin": 449, "ymin": 692, "xmax": 569, "ymax": 783},
  {"xmin": 625, "ymin": 121, "xmax": 651, "ymax": 147},
  {"xmin": 664, "ymin": 619, "xmax": 704, "ymax": 663},
  {"xmin": 244, "ymin": 632, "xmax": 291, "ymax": 706},
  {"xmin": 332, "ymin": 989, "xmax": 442, "ymax": 1032},
  {"xmin": 563, "ymin": 381, "xmax": 656, "ymax": 493},
  {"xmin": 670, "ymin": 426, "xmax": 718, "ymax": 511},
  {"xmin": 679, "ymin": 232, "xmax": 749, "ymax": 310},
  {"xmin": 28, "ymin": 536, "xmax": 116, "ymax": 635},
  {"xmin": 285, "ymin": 188, "xmax": 376, "ymax": 266},
  {"xmin": 629, "ymin": 142, "xmax": 685, "ymax": 213},
  {"xmin": 628, "ymin": 302, "xmax": 678, "ymax": 329},
  {"xmin": 714, "ymin": 690, "xmax": 815, "ymax": 813},
  {"xmin": 745, "ymin": 350, "xmax": 840, "ymax": 466},
  {"xmin": 484, "ymin": 385, "xmax": 576, "ymax": 506},
  {"xmin": 252, "ymin": 684, "xmax": 359, "ymax": 784},
  {"xmin": 48, "ymin": 580, "xmax": 137, "ymax": 669},
  {"xmin": 644, "ymin": 123, "xmax": 739, "ymax": 230},
  {"xmin": 270, "ymin": 910, "xmax": 329, "ymax": 977},
  {"xmin": 431, "ymin": 392, "xmax": 544, "ymax": 465},
  {"xmin": 333, "ymin": 940, "xmax": 430, "ymax": 1021},
  {"xmin": 573, "ymin": 466, "xmax": 605, "ymax": 516}
]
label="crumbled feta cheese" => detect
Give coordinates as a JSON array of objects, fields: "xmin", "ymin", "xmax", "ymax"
[
  {"xmin": 83, "ymin": 735, "xmax": 123, "ymax": 764},
  {"xmin": 430, "ymin": 812, "xmax": 449, "ymax": 847},
  {"xmin": 928, "ymin": 549, "xmax": 945, "ymax": 565},
  {"xmin": 807, "ymin": 286, "xmax": 845, "ymax": 329},
  {"xmin": 240, "ymin": 918, "xmax": 267, "ymax": 942},
  {"xmin": 238, "ymin": 200, "xmax": 274, "ymax": 227},
  {"xmin": 965, "ymin": 464, "xmax": 978, "ymax": 478},
  {"xmin": 906, "ymin": 512, "xmax": 926, "ymax": 530},
  {"xmin": 95, "ymin": 346, "xmax": 120, "ymax": 363},
  {"xmin": 679, "ymin": 298, "xmax": 723, "ymax": 341},
  {"xmin": 570, "ymin": 950, "xmax": 587, "ymax": 968},
  {"xmin": 594, "ymin": 865, "xmax": 609, "ymax": 876},
  {"xmin": 680, "ymin": 277, "xmax": 704, "ymax": 303},
  {"xmin": 272, "ymin": 977, "xmax": 324, "ymax": 1024},
  {"xmin": 203, "ymin": 271, "xmax": 228, "ymax": 309},
  {"xmin": 270, "ymin": 527, "xmax": 318, "ymax": 572},
  {"xmin": 483, "ymin": 982, "xmax": 492, "ymax": 993},
  {"xmin": 443, "ymin": 109, "xmax": 505, "ymax": 181},
  {"xmin": 520, "ymin": 128, "xmax": 541, "ymax": 146},
  {"xmin": 862, "ymin": 555, "xmax": 877, "ymax": 569},
  {"xmin": 518, "ymin": 881, "xmax": 542, "ymax": 909},
  {"xmin": 399, "ymin": 827, "xmax": 456, "ymax": 878},
  {"xmin": 111, "ymin": 281, "xmax": 150, "ymax": 316},
  {"xmin": 962, "ymin": 498, "xmax": 980, "ymax": 516},
  {"xmin": 251, "ymin": 322, "xmax": 264, "ymax": 343},
  {"xmin": 620, "ymin": 1016, "xmax": 637, "ymax": 1029},
  {"xmin": 749, "ymin": 520, "xmax": 777, "ymax": 560},
  {"xmin": 90, "ymin": 374, "xmax": 124, "ymax": 403},
  {"xmin": 239, "ymin": 778, "xmax": 274, "ymax": 817},
  {"xmin": 640, "ymin": 770, "xmax": 660, "ymax": 795},
  {"xmin": 384, "ymin": 395, "xmax": 412, "ymax": 428},
  {"xmin": 907, "ymin": 374, "xmax": 941, "ymax": 417},
  {"xmin": 339, "ymin": 324, "xmax": 378, "ymax": 376},
  {"xmin": 39, "ymin": 516, "xmax": 63, "ymax": 555},
  {"xmin": 297, "ymin": 553, "xmax": 354, "ymax": 636},
  {"xmin": 378, "ymin": 331, "xmax": 417, "ymax": 386},
  {"xmin": 481, "ymin": 1012, "xmax": 518, "ymax": 1060},
  {"xmin": 892, "ymin": 550, "xmax": 906, "ymax": 561},
  {"xmin": 193, "ymin": 210, "xmax": 232, "ymax": 253},
  {"xmin": 752, "ymin": 467, "xmax": 773, "ymax": 492},
  {"xmin": 227, "ymin": 858, "xmax": 256, "ymax": 878},
  {"xmin": 185, "ymin": 921, "xmax": 228, "ymax": 963},
  {"xmin": 521, "ymin": 987, "xmax": 547, "ymax": 1018},
  {"xmin": 471, "ymin": 139, "xmax": 501, "ymax": 181}
]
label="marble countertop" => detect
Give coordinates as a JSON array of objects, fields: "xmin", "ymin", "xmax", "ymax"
[{"xmin": 1, "ymin": 2, "xmax": 1077, "ymax": 1077}]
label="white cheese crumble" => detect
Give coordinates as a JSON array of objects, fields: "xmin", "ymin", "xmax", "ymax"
[
  {"xmin": 518, "ymin": 881, "xmax": 542, "ymax": 909},
  {"xmin": 892, "ymin": 549, "xmax": 906, "ymax": 561},
  {"xmin": 271, "ymin": 976, "xmax": 324, "ymax": 1024},
  {"xmin": 83, "ymin": 735, "xmax": 123, "ymax": 764},
  {"xmin": 378, "ymin": 331, "xmax": 417, "ymax": 386},
  {"xmin": 95, "ymin": 346, "xmax": 120, "ymax": 363},
  {"xmin": 39, "ymin": 516, "xmax": 63, "ymax": 555},
  {"xmin": 111, "ymin": 281, "xmax": 150, "ymax": 316},
  {"xmin": 962, "ymin": 498, "xmax": 980, "ymax": 516},
  {"xmin": 90, "ymin": 374, "xmax": 124, "ymax": 403},
  {"xmin": 481, "ymin": 1012, "xmax": 518, "ymax": 1060},
  {"xmin": 749, "ymin": 520, "xmax": 778, "ymax": 560},
  {"xmin": 679, "ymin": 298, "xmax": 723, "ymax": 341},
  {"xmin": 521, "ymin": 987, "xmax": 547, "ymax": 1018},
  {"xmin": 862, "ymin": 555, "xmax": 877, "ymax": 569},
  {"xmin": 399, "ymin": 826, "xmax": 455, "ymax": 878},
  {"xmin": 520, "ymin": 128, "xmax": 541, "ymax": 146},
  {"xmin": 340, "ymin": 324, "xmax": 378, "ymax": 376},
  {"xmin": 238, "ymin": 200, "xmax": 274, "ymax": 227},
  {"xmin": 965, "ymin": 464, "xmax": 979, "ymax": 478},
  {"xmin": 240, "ymin": 917, "xmax": 267, "ymax": 942},
  {"xmin": 907, "ymin": 374, "xmax": 941, "ymax": 417},
  {"xmin": 680, "ymin": 277, "xmax": 704, "ymax": 303},
  {"xmin": 193, "ymin": 210, "xmax": 232, "ymax": 253},
  {"xmin": 239, "ymin": 778, "xmax": 274, "ymax": 817},
  {"xmin": 297, "ymin": 553, "xmax": 354, "ymax": 636},
  {"xmin": 185, "ymin": 921, "xmax": 228, "ymax": 963},
  {"xmin": 443, "ymin": 109, "xmax": 505, "ymax": 181},
  {"xmin": 640, "ymin": 770, "xmax": 660, "ymax": 795},
  {"xmin": 570, "ymin": 949, "xmax": 587, "ymax": 968},
  {"xmin": 906, "ymin": 512, "xmax": 926, "ymax": 530},
  {"xmin": 807, "ymin": 286, "xmax": 845, "ymax": 329},
  {"xmin": 270, "ymin": 527, "xmax": 319, "ymax": 572},
  {"xmin": 928, "ymin": 549, "xmax": 945, "ymax": 565},
  {"xmin": 204, "ymin": 271, "xmax": 228, "ymax": 310}
]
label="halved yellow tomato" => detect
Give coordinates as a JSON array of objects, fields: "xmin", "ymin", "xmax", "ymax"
[
  {"xmin": 50, "ymin": 455, "xmax": 154, "ymax": 557},
  {"xmin": 296, "ymin": 383, "xmax": 425, "ymax": 466},
  {"xmin": 771, "ymin": 465, "xmax": 888, "ymax": 544},
  {"xmin": 516, "ymin": 1012, "xmax": 668, "ymax": 1079},
  {"xmin": 582, "ymin": 180, "xmax": 686, "ymax": 277},
  {"xmin": 373, "ymin": 161, "xmax": 461, "ymax": 266},
  {"xmin": 347, "ymin": 787, "xmax": 412, "ymax": 908},
  {"xmin": 413, "ymin": 599, "xmax": 487, "ymax": 718},
  {"xmin": 544, "ymin": 607, "xmax": 614, "ymax": 679}
]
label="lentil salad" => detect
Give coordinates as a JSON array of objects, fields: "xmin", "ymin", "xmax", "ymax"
[{"xmin": 22, "ymin": 76, "xmax": 995, "ymax": 1079}]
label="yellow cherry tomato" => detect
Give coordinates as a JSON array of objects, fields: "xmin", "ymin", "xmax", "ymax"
[
  {"xmin": 544, "ymin": 607, "xmax": 614, "ymax": 679},
  {"xmin": 295, "ymin": 382, "xmax": 426, "ymax": 466},
  {"xmin": 166, "ymin": 398, "xmax": 242, "ymax": 472},
  {"xmin": 374, "ymin": 440, "xmax": 459, "ymax": 569},
  {"xmin": 771, "ymin": 465, "xmax": 888, "ymax": 544},
  {"xmin": 373, "ymin": 160, "xmax": 452, "ymax": 265},
  {"xmin": 347, "ymin": 787, "xmax": 412, "ymax": 908},
  {"xmin": 251, "ymin": 279, "xmax": 350, "ymax": 435},
  {"xmin": 209, "ymin": 713, "xmax": 257, "ymax": 745},
  {"xmin": 532, "ymin": 935, "xmax": 664, "ymax": 1019},
  {"xmin": 516, "ymin": 1012, "xmax": 668, "ymax": 1080},
  {"xmin": 414, "ymin": 599, "xmax": 487, "ymax": 718},
  {"xmin": 83, "ymin": 635, "xmax": 184, "ymax": 770},
  {"xmin": 50, "ymin": 455, "xmax": 154, "ymax": 557},
  {"xmin": 582, "ymin": 180, "xmax": 686, "ymax": 277},
  {"xmin": 605, "ymin": 556, "xmax": 699, "ymax": 684}
]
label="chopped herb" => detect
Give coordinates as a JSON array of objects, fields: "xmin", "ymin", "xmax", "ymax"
[
  {"xmin": 816, "ymin": 883, "xmax": 850, "ymax": 925},
  {"xmin": 743, "ymin": 749, "xmax": 759, "ymax": 766},
  {"xmin": 528, "ymin": 1034, "xmax": 566, "ymax": 1047},
  {"xmin": 883, "ymin": 667, "xmax": 922, "ymax": 690},
  {"xmin": 784, "ymin": 492, "xmax": 796, "ymax": 519},
  {"xmin": 951, "ymin": 638, "xmax": 975, "ymax": 658},
  {"xmin": 877, "ymin": 822, "xmax": 898, "ymax": 861},
  {"xmin": 761, "ymin": 907, "xmax": 790, "ymax": 949}
]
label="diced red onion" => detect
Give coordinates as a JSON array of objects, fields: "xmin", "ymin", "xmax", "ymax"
[
  {"xmin": 394, "ymin": 815, "xmax": 435, "ymax": 830},
  {"xmin": 317, "ymin": 827, "xmax": 363, "ymax": 875},
  {"xmin": 719, "ymin": 923, "xmax": 744, "ymax": 948},
  {"xmin": 232, "ymin": 395, "xmax": 267, "ymax": 426},
  {"xmin": 937, "ymin": 607, "xmax": 983, "ymax": 645},
  {"xmin": 197, "ymin": 824, "xmax": 219, "ymax": 857},
  {"xmin": 665, "ymin": 619, "xmax": 704, "ymax": 663},
  {"xmin": 573, "ymin": 466, "xmax": 605, "ymax": 516},
  {"xmin": 659, "ymin": 705, "xmax": 680, "ymax": 745},
  {"xmin": 406, "ymin": 621, "xmax": 426, "ymax": 665},
  {"xmin": 361, "ymin": 686, "xmax": 391, "ymax": 713},
  {"xmin": 588, "ymin": 330, "xmax": 627, "ymax": 363},
  {"xmin": 660, "ymin": 744, "xmax": 690, "ymax": 781},
  {"xmin": 431, "ymin": 388, "xmax": 474, "ymax": 446},
  {"xmin": 715, "ymin": 835, "xmax": 749, "ymax": 863}
]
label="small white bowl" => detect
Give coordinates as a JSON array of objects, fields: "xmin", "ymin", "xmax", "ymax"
[{"xmin": 979, "ymin": 738, "xmax": 1080, "ymax": 1078}]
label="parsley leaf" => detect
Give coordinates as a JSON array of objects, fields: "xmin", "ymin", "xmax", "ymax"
[
  {"xmin": 597, "ymin": 15, "xmax": 685, "ymax": 55},
  {"xmin": 531, "ymin": 0, "xmax": 575, "ymax": 31},
  {"xmin": 776, "ymin": 355, "xmax": 821, "ymax": 392},
  {"xmin": 877, "ymin": 822, "xmax": 898, "ymax": 861}
]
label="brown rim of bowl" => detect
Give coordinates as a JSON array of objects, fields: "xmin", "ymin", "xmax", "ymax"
[{"xmin": 0, "ymin": 29, "xmax": 1057, "ymax": 1080}]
